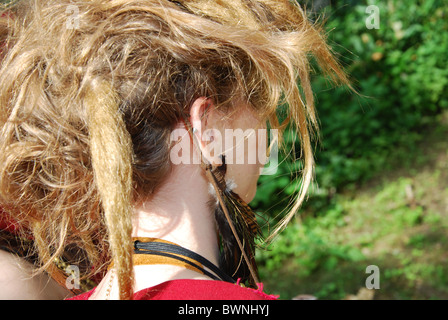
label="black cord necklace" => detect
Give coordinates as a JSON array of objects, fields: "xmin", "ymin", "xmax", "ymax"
[{"xmin": 133, "ymin": 239, "xmax": 236, "ymax": 284}]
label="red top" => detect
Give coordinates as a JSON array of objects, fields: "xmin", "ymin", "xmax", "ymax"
[{"xmin": 67, "ymin": 279, "xmax": 278, "ymax": 300}]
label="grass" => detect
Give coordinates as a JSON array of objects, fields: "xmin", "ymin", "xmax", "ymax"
[{"xmin": 256, "ymin": 111, "xmax": 448, "ymax": 300}]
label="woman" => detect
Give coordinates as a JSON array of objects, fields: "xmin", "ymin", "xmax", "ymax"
[{"xmin": 0, "ymin": 0, "xmax": 349, "ymax": 300}]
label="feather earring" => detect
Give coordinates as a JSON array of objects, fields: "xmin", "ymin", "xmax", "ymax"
[
  {"xmin": 182, "ymin": 113, "xmax": 261, "ymax": 288},
  {"xmin": 208, "ymin": 155, "xmax": 262, "ymax": 288}
]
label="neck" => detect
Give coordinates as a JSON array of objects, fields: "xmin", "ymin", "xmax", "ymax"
[
  {"xmin": 126, "ymin": 163, "xmax": 219, "ymax": 294},
  {"xmin": 90, "ymin": 163, "xmax": 219, "ymax": 299},
  {"xmin": 132, "ymin": 164, "xmax": 219, "ymax": 266}
]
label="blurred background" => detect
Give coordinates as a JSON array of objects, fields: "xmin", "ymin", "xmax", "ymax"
[{"xmin": 253, "ymin": 0, "xmax": 448, "ymax": 300}]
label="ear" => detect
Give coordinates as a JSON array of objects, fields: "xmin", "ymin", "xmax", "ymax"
[{"xmin": 188, "ymin": 97, "xmax": 223, "ymax": 166}]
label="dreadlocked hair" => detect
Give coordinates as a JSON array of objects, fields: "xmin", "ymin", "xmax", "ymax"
[{"xmin": 0, "ymin": 0, "xmax": 350, "ymax": 299}]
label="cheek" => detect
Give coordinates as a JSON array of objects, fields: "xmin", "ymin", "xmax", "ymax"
[
  {"xmin": 225, "ymin": 131, "xmax": 266, "ymax": 203},
  {"xmin": 221, "ymin": 106, "xmax": 266, "ymax": 203},
  {"xmin": 226, "ymin": 163, "xmax": 260, "ymax": 203}
]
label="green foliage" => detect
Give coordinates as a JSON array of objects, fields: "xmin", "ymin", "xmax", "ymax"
[
  {"xmin": 257, "ymin": 163, "xmax": 448, "ymax": 299},
  {"xmin": 257, "ymin": 201, "xmax": 364, "ymax": 278},
  {"xmin": 253, "ymin": 0, "xmax": 448, "ymax": 299},
  {"xmin": 253, "ymin": 0, "xmax": 448, "ymax": 232},
  {"xmin": 313, "ymin": 0, "xmax": 448, "ymax": 192},
  {"xmin": 255, "ymin": 0, "xmax": 448, "ymax": 219}
]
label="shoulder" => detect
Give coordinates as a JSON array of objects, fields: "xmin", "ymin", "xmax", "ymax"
[
  {"xmin": 133, "ymin": 279, "xmax": 279, "ymax": 300},
  {"xmin": 0, "ymin": 249, "xmax": 72, "ymax": 300}
]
